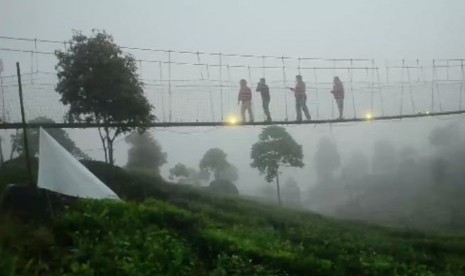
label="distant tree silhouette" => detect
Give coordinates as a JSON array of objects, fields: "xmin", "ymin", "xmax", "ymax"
[
  {"xmin": 169, "ymin": 162, "xmax": 209, "ymax": 186},
  {"xmin": 125, "ymin": 130, "xmax": 166, "ymax": 171},
  {"xmin": 199, "ymin": 148, "xmax": 238, "ymax": 182}
]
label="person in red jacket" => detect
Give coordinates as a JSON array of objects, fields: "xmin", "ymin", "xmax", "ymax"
[
  {"xmin": 238, "ymin": 79, "xmax": 254, "ymax": 122},
  {"xmin": 331, "ymin": 76, "xmax": 345, "ymax": 120},
  {"xmin": 289, "ymin": 75, "xmax": 311, "ymax": 121}
]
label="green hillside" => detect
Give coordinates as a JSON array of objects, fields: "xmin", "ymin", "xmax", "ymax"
[{"xmin": 1, "ymin": 161, "xmax": 465, "ymax": 275}]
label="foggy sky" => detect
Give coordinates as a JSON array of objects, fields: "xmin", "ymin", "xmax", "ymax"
[{"xmin": 2, "ymin": 0, "xmax": 465, "ymax": 60}]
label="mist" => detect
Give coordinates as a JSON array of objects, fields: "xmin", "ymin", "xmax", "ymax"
[
  {"xmin": 304, "ymin": 121, "xmax": 465, "ymax": 232},
  {"xmin": 105, "ymin": 116, "xmax": 464, "ymax": 233}
]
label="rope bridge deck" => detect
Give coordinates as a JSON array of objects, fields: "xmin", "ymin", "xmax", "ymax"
[{"xmin": 1, "ymin": 110, "xmax": 464, "ymax": 129}]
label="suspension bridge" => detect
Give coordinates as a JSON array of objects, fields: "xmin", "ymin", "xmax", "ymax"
[{"xmin": 0, "ymin": 35, "xmax": 464, "ymax": 129}]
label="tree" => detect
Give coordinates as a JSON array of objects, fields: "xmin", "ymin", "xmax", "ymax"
[
  {"xmin": 250, "ymin": 126, "xmax": 304, "ymax": 205},
  {"xmin": 209, "ymin": 179, "xmax": 239, "ymax": 195},
  {"xmin": 216, "ymin": 163, "xmax": 239, "ymax": 182},
  {"xmin": 199, "ymin": 148, "xmax": 238, "ymax": 182},
  {"xmin": 55, "ymin": 30, "xmax": 154, "ymax": 165},
  {"xmin": 125, "ymin": 130, "xmax": 167, "ymax": 171},
  {"xmin": 169, "ymin": 162, "xmax": 209, "ymax": 186},
  {"xmin": 10, "ymin": 116, "xmax": 87, "ymax": 159},
  {"xmin": 169, "ymin": 163, "xmax": 189, "ymax": 180}
]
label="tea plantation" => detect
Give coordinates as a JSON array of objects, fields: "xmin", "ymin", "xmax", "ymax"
[{"xmin": 1, "ymin": 160, "xmax": 465, "ymax": 275}]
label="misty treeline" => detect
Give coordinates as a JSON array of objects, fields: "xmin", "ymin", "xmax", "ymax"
[
  {"xmin": 166, "ymin": 126, "xmax": 306, "ymax": 203},
  {"xmin": 305, "ymin": 123, "xmax": 465, "ymax": 232},
  {"xmin": 169, "ymin": 148, "xmax": 240, "ymax": 195}
]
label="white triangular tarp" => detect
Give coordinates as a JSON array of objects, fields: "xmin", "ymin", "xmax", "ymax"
[{"xmin": 38, "ymin": 128, "xmax": 119, "ymax": 200}]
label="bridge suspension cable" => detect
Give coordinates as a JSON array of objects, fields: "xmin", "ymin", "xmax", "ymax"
[{"xmin": 1, "ymin": 34, "xmax": 464, "ymax": 126}]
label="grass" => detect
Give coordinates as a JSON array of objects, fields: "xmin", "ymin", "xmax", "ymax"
[{"xmin": 1, "ymin": 160, "xmax": 465, "ymax": 275}]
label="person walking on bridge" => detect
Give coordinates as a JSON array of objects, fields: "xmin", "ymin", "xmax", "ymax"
[
  {"xmin": 331, "ymin": 76, "xmax": 345, "ymax": 120},
  {"xmin": 289, "ymin": 75, "xmax": 311, "ymax": 122},
  {"xmin": 238, "ymin": 79, "xmax": 254, "ymax": 123},
  {"xmin": 256, "ymin": 78, "xmax": 272, "ymax": 122}
]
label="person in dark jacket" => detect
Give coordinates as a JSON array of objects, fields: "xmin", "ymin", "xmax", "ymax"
[
  {"xmin": 289, "ymin": 75, "xmax": 311, "ymax": 121},
  {"xmin": 256, "ymin": 78, "xmax": 272, "ymax": 122}
]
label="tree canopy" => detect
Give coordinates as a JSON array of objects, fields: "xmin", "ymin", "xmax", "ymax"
[
  {"xmin": 199, "ymin": 148, "xmax": 238, "ymax": 182},
  {"xmin": 169, "ymin": 163, "xmax": 209, "ymax": 186},
  {"xmin": 55, "ymin": 30, "xmax": 154, "ymax": 165},
  {"xmin": 10, "ymin": 116, "xmax": 87, "ymax": 159},
  {"xmin": 169, "ymin": 163, "xmax": 189, "ymax": 180},
  {"xmin": 250, "ymin": 126, "xmax": 304, "ymax": 204},
  {"xmin": 125, "ymin": 130, "xmax": 167, "ymax": 171}
]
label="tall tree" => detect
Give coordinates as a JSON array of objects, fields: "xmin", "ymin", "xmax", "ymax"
[
  {"xmin": 199, "ymin": 148, "xmax": 238, "ymax": 182},
  {"xmin": 251, "ymin": 126, "xmax": 304, "ymax": 205},
  {"xmin": 125, "ymin": 130, "xmax": 167, "ymax": 171},
  {"xmin": 10, "ymin": 116, "xmax": 87, "ymax": 159},
  {"xmin": 55, "ymin": 30, "xmax": 154, "ymax": 165}
]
